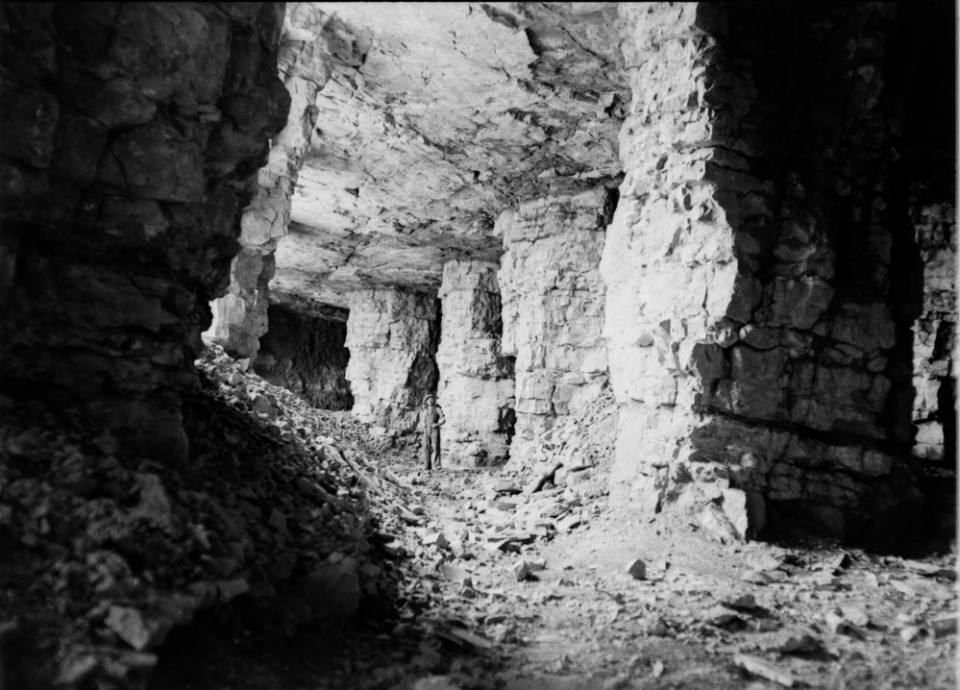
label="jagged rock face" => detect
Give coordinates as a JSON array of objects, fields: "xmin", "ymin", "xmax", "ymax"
[
  {"xmin": 0, "ymin": 3, "xmax": 288, "ymax": 458},
  {"xmin": 207, "ymin": 3, "xmax": 354, "ymax": 358},
  {"xmin": 254, "ymin": 303, "xmax": 353, "ymax": 410},
  {"xmin": 497, "ymin": 188, "xmax": 612, "ymax": 468},
  {"xmin": 273, "ymin": 2, "xmax": 628, "ymax": 307},
  {"xmin": 603, "ymin": 3, "xmax": 926, "ymax": 544},
  {"xmin": 436, "ymin": 260, "xmax": 515, "ymax": 468},
  {"xmin": 911, "ymin": 204, "xmax": 956, "ymax": 463},
  {"xmin": 344, "ymin": 287, "xmax": 438, "ymax": 431}
]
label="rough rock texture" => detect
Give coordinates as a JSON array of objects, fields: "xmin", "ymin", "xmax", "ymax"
[
  {"xmin": 344, "ymin": 288, "xmax": 438, "ymax": 432},
  {"xmin": 911, "ymin": 204, "xmax": 956, "ymax": 463},
  {"xmin": 0, "ymin": 3, "xmax": 288, "ymax": 459},
  {"xmin": 436, "ymin": 260, "xmax": 515, "ymax": 468},
  {"xmin": 497, "ymin": 188, "xmax": 613, "ymax": 469},
  {"xmin": 254, "ymin": 303, "xmax": 353, "ymax": 410},
  {"xmin": 603, "ymin": 3, "xmax": 925, "ymax": 545},
  {"xmin": 207, "ymin": 3, "xmax": 364, "ymax": 358},
  {"xmin": 274, "ymin": 2, "xmax": 628, "ymax": 307}
]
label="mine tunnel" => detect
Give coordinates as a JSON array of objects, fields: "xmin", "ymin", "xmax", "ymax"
[{"xmin": 0, "ymin": 2, "xmax": 956, "ymax": 688}]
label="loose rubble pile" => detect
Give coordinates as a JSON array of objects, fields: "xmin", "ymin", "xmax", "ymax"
[
  {"xmin": 390, "ymin": 451, "xmax": 957, "ymax": 689},
  {"xmin": 1, "ymin": 345, "xmax": 955, "ymax": 690},
  {"xmin": 0, "ymin": 344, "xmax": 433, "ymax": 689}
]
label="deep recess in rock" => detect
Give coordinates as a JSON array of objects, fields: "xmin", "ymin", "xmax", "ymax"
[{"xmin": 254, "ymin": 303, "xmax": 353, "ymax": 410}]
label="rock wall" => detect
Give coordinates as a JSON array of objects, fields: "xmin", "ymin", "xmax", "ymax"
[
  {"xmin": 603, "ymin": 3, "xmax": 924, "ymax": 545},
  {"xmin": 254, "ymin": 303, "xmax": 353, "ymax": 410},
  {"xmin": 497, "ymin": 188, "xmax": 613, "ymax": 469},
  {"xmin": 344, "ymin": 287, "xmax": 438, "ymax": 432},
  {"xmin": 0, "ymin": 3, "xmax": 288, "ymax": 459},
  {"xmin": 207, "ymin": 4, "xmax": 365, "ymax": 358},
  {"xmin": 436, "ymin": 260, "xmax": 515, "ymax": 468},
  {"xmin": 911, "ymin": 203, "xmax": 956, "ymax": 463}
]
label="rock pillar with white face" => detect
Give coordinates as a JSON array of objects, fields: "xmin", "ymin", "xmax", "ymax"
[
  {"xmin": 603, "ymin": 3, "xmax": 923, "ymax": 545},
  {"xmin": 344, "ymin": 287, "xmax": 438, "ymax": 433},
  {"xmin": 497, "ymin": 188, "xmax": 613, "ymax": 471},
  {"xmin": 436, "ymin": 260, "xmax": 515, "ymax": 468},
  {"xmin": 208, "ymin": 4, "xmax": 363, "ymax": 358}
]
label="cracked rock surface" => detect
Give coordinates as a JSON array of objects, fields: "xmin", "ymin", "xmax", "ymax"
[{"xmin": 274, "ymin": 2, "xmax": 628, "ymax": 307}]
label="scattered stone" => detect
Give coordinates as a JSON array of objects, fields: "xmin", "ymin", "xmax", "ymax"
[
  {"xmin": 439, "ymin": 563, "xmax": 470, "ymax": 583},
  {"xmin": 251, "ymin": 394, "xmax": 277, "ymax": 419},
  {"xmin": 748, "ymin": 553, "xmax": 785, "ymax": 572},
  {"xmin": 723, "ymin": 594, "xmax": 760, "ymax": 613},
  {"xmin": 930, "ymin": 615, "xmax": 957, "ymax": 638},
  {"xmin": 828, "ymin": 552, "xmax": 852, "ymax": 572},
  {"xmin": 513, "ymin": 558, "xmax": 547, "ymax": 582},
  {"xmin": 56, "ymin": 655, "xmax": 99, "ymax": 685},
  {"xmin": 742, "ymin": 570, "xmax": 773, "ymax": 585},
  {"xmin": 697, "ymin": 503, "xmax": 743, "ymax": 543},
  {"xmin": 644, "ymin": 617, "xmax": 669, "ymax": 636},
  {"xmin": 129, "ymin": 473, "xmax": 174, "ymax": 535},
  {"xmin": 437, "ymin": 626, "xmax": 494, "ymax": 650},
  {"xmin": 900, "ymin": 625, "xmax": 922, "ymax": 642},
  {"xmin": 422, "ymin": 532, "xmax": 451, "ymax": 551},
  {"xmin": 889, "ymin": 579, "xmax": 916, "ymax": 597},
  {"xmin": 412, "ymin": 675, "xmax": 462, "ymax": 690},
  {"xmin": 527, "ymin": 463, "xmax": 564, "ymax": 494},
  {"xmin": 734, "ymin": 654, "xmax": 796, "ymax": 687},
  {"xmin": 778, "ymin": 634, "xmax": 826, "ymax": 657},
  {"xmin": 903, "ymin": 559, "xmax": 957, "ymax": 581},
  {"xmin": 706, "ymin": 606, "xmax": 748, "ymax": 631},
  {"xmin": 493, "ymin": 482, "xmax": 522, "ymax": 496},
  {"xmin": 651, "ymin": 659, "xmax": 665, "ymax": 678},
  {"xmin": 839, "ymin": 606, "xmax": 870, "ymax": 627},
  {"xmin": 626, "ymin": 558, "xmax": 647, "ymax": 581},
  {"xmin": 104, "ymin": 606, "xmax": 174, "ymax": 652},
  {"xmin": 216, "ymin": 578, "xmax": 250, "ymax": 603},
  {"xmin": 556, "ymin": 512, "xmax": 584, "ymax": 533}
]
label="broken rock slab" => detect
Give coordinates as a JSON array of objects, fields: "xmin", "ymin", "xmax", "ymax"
[
  {"xmin": 626, "ymin": 558, "xmax": 647, "ymax": 581},
  {"xmin": 104, "ymin": 606, "xmax": 174, "ymax": 652}
]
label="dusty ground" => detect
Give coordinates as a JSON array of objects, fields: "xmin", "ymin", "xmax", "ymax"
[{"xmin": 2, "ymin": 348, "xmax": 956, "ymax": 689}]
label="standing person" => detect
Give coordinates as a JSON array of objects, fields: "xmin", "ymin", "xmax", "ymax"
[
  {"xmin": 421, "ymin": 394, "xmax": 435, "ymax": 470},
  {"xmin": 430, "ymin": 395, "xmax": 444, "ymax": 469},
  {"xmin": 421, "ymin": 394, "xmax": 444, "ymax": 470}
]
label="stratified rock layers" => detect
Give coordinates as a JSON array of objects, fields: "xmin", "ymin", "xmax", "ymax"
[
  {"xmin": 0, "ymin": 3, "xmax": 288, "ymax": 459},
  {"xmin": 436, "ymin": 260, "xmax": 515, "ymax": 468},
  {"xmin": 498, "ymin": 188, "xmax": 612, "ymax": 469},
  {"xmin": 254, "ymin": 303, "xmax": 353, "ymax": 410},
  {"xmin": 208, "ymin": 3, "xmax": 350, "ymax": 358},
  {"xmin": 911, "ymin": 203, "xmax": 956, "ymax": 463},
  {"xmin": 344, "ymin": 288, "xmax": 437, "ymax": 431},
  {"xmin": 603, "ymin": 3, "xmax": 922, "ymax": 543}
]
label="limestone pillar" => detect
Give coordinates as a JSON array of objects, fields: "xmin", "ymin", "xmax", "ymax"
[
  {"xmin": 911, "ymin": 203, "xmax": 956, "ymax": 462},
  {"xmin": 603, "ymin": 3, "xmax": 921, "ymax": 544},
  {"xmin": 344, "ymin": 287, "xmax": 437, "ymax": 432},
  {"xmin": 497, "ymin": 188, "xmax": 611, "ymax": 470},
  {"xmin": 208, "ymin": 3, "xmax": 350, "ymax": 358},
  {"xmin": 436, "ymin": 260, "xmax": 514, "ymax": 468}
]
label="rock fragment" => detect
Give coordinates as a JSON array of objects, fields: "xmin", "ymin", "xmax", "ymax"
[
  {"xmin": 513, "ymin": 558, "xmax": 546, "ymax": 582},
  {"xmin": 104, "ymin": 606, "xmax": 174, "ymax": 652},
  {"xmin": 626, "ymin": 558, "xmax": 647, "ymax": 581},
  {"xmin": 734, "ymin": 654, "xmax": 796, "ymax": 687}
]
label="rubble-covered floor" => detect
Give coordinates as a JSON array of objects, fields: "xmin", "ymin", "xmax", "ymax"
[{"xmin": 1, "ymin": 348, "xmax": 956, "ymax": 689}]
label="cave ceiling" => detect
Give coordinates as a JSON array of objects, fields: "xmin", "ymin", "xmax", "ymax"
[{"xmin": 273, "ymin": 2, "xmax": 628, "ymax": 308}]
